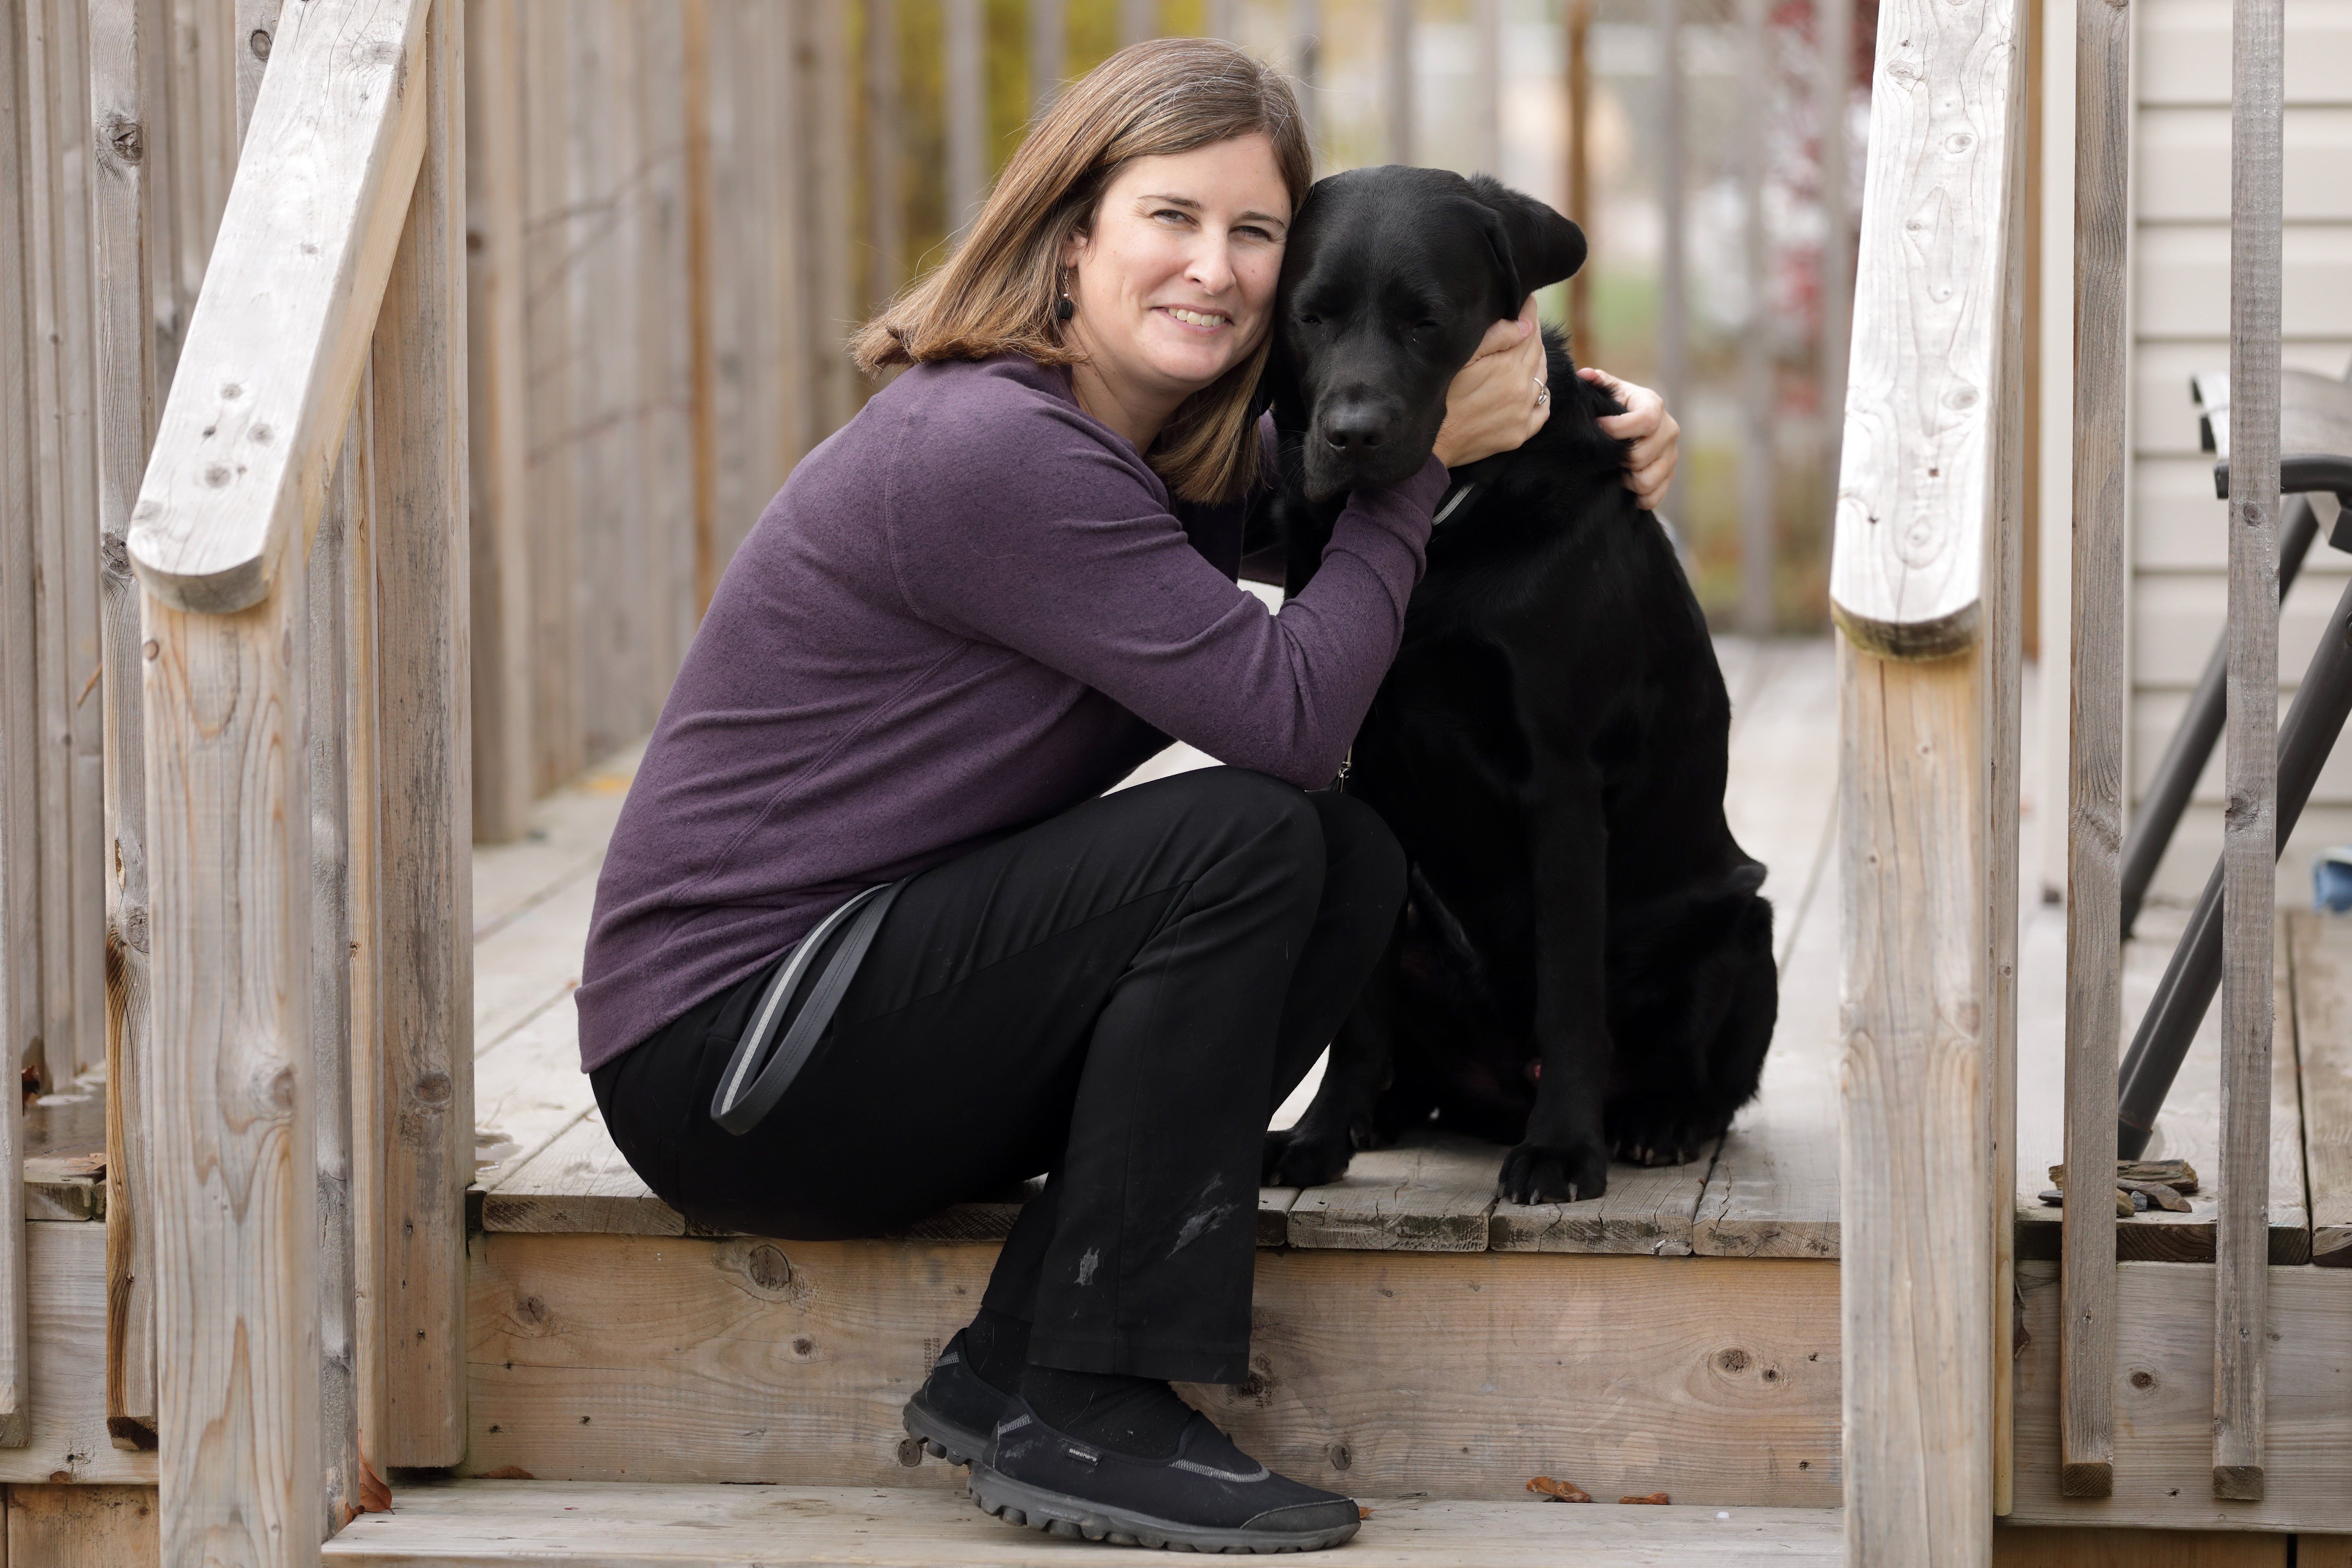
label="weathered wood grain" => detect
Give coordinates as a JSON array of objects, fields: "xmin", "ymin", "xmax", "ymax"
[
  {"xmin": 2288, "ymin": 912, "xmax": 2352, "ymax": 1263},
  {"xmin": 466, "ymin": 1234, "xmax": 1842, "ymax": 1506},
  {"xmin": 0, "ymin": 0, "xmax": 40, "ymax": 1448},
  {"xmin": 801, "ymin": 0, "xmax": 856, "ymax": 432},
  {"xmin": 469, "ymin": 1009, "xmax": 597, "ymax": 1200},
  {"xmin": 311, "ymin": 421, "xmax": 363, "ymax": 1534},
  {"xmin": 2216, "ymin": 0, "xmax": 2286, "ymax": 1496},
  {"xmin": 1489, "ymin": 1151, "xmax": 1711, "ymax": 1256},
  {"xmin": 0, "ymin": 1224, "xmax": 158, "ymax": 1484},
  {"xmin": 139, "ymin": 521, "xmax": 320, "ymax": 1566},
  {"xmin": 2012, "ymin": 1260, "xmax": 2352, "ymax": 1530},
  {"xmin": 480, "ymin": 1111, "xmax": 680, "ymax": 1238},
  {"xmin": 87, "ymin": 0, "xmax": 162, "ymax": 1452},
  {"xmin": 1990, "ymin": 1527, "xmax": 2287, "ymax": 1566},
  {"xmin": 1286, "ymin": 1134, "xmax": 1495, "ymax": 1252},
  {"xmin": 367, "ymin": 0, "xmax": 471, "ymax": 1468},
  {"xmin": 519, "ymin": 0, "xmax": 582, "ymax": 793},
  {"xmin": 1827, "ymin": 0, "xmax": 2026, "ymax": 657},
  {"xmin": 463, "ymin": 0, "xmax": 536, "ymax": 847},
  {"xmin": 325, "ymin": 1482, "xmax": 1843, "ymax": 1567},
  {"xmin": 122, "ymin": 0, "xmax": 428, "ymax": 610},
  {"xmin": 470, "ymin": 861, "xmax": 594, "ymax": 1053},
  {"xmin": 468, "ymin": 742, "xmax": 638, "ymax": 939},
  {"xmin": 1837, "ymin": 644, "xmax": 1998, "ymax": 1562},
  {"xmin": 4, "ymin": 1482, "xmax": 162, "ymax": 1566},
  {"xmin": 631, "ymin": 2, "xmax": 694, "ymax": 729}
]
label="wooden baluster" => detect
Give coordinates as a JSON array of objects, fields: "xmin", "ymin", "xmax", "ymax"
[
  {"xmin": 90, "ymin": 0, "xmax": 163, "ymax": 1454},
  {"xmin": 1815, "ymin": 0, "xmax": 1852, "ymax": 481},
  {"xmin": 1382, "ymin": 0, "xmax": 1411, "ymax": 166},
  {"xmin": 1292, "ymin": 0, "xmax": 1320, "ymax": 149},
  {"xmin": 2215, "ymin": 0, "xmax": 2284, "ymax": 1504},
  {"xmin": 235, "ymin": 0, "xmax": 279, "ymax": 128},
  {"xmin": 801, "ymin": 0, "xmax": 854, "ymax": 432},
  {"xmin": 310, "ymin": 406, "xmax": 364, "ymax": 1537},
  {"xmin": 0, "ymin": 0, "xmax": 40, "ymax": 1454},
  {"xmin": 465, "ymin": 0, "xmax": 535, "ymax": 841},
  {"xmin": 520, "ymin": 0, "xmax": 582, "ymax": 793},
  {"xmin": 683, "ymin": 0, "xmax": 720, "ymax": 618},
  {"xmin": 2061, "ymin": 0, "xmax": 2129, "ymax": 1502},
  {"xmin": 1029, "ymin": 0, "xmax": 1065, "ymax": 119},
  {"xmin": 867, "ymin": 0, "xmax": 902, "ymax": 317},
  {"xmin": 945, "ymin": 0, "xmax": 987, "ymax": 235},
  {"xmin": 369, "ymin": 0, "xmax": 472, "ymax": 1467}
]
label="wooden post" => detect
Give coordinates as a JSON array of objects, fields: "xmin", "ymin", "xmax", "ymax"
[
  {"xmin": 801, "ymin": 0, "xmax": 854, "ymax": 432},
  {"xmin": 88, "ymin": 0, "xmax": 163, "ymax": 1452},
  {"xmin": 1655, "ymin": 0, "xmax": 1685, "ymax": 491},
  {"xmin": 1816, "ymin": 0, "xmax": 1852, "ymax": 467},
  {"xmin": 463, "ymin": 0, "xmax": 533, "ymax": 843},
  {"xmin": 124, "ymin": 0, "xmax": 431, "ymax": 1549},
  {"xmin": 866, "ymin": 0, "xmax": 902, "ymax": 312},
  {"xmin": 1382, "ymin": 0, "xmax": 1411, "ymax": 166},
  {"xmin": 26, "ymin": 0, "xmax": 108, "ymax": 1093},
  {"xmin": 235, "ymin": 0, "xmax": 281, "ymax": 131},
  {"xmin": 1829, "ymin": 0, "xmax": 2028, "ymax": 1552},
  {"xmin": 1029, "ymin": 0, "xmax": 1064, "ymax": 119},
  {"xmin": 1120, "ymin": 0, "xmax": 1154, "ymax": 48},
  {"xmin": 368, "ymin": 0, "xmax": 471, "ymax": 1467},
  {"xmin": 683, "ymin": 0, "xmax": 719, "ymax": 618},
  {"xmin": 0, "ymin": 0, "xmax": 40, "ymax": 1454},
  {"xmin": 632, "ymin": 2, "xmax": 691, "ymax": 726},
  {"xmin": 1292, "ymin": 0, "xmax": 1321, "ymax": 150},
  {"xmin": 1737, "ymin": 0, "xmax": 1773, "ymax": 636},
  {"xmin": 2215, "ymin": 0, "xmax": 2283, "ymax": 1504},
  {"xmin": 2060, "ymin": 0, "xmax": 2128, "ymax": 1498},
  {"xmin": 1564, "ymin": 0, "xmax": 1593, "ymax": 359},
  {"xmin": 1473, "ymin": 0, "xmax": 1501, "ymax": 177},
  {"xmin": 309, "ymin": 412, "xmax": 363, "ymax": 1539},
  {"xmin": 945, "ymin": 0, "xmax": 986, "ymax": 234},
  {"xmin": 519, "ymin": 0, "xmax": 581, "ymax": 794}
]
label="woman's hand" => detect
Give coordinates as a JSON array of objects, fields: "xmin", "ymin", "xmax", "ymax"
[
  {"xmin": 1578, "ymin": 366, "xmax": 1679, "ymax": 511},
  {"xmin": 1432, "ymin": 295, "xmax": 1550, "ymax": 469}
]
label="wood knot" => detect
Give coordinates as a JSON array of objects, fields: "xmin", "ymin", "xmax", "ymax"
[
  {"xmin": 1325, "ymin": 1443, "xmax": 1352, "ymax": 1471},
  {"xmin": 1716, "ymin": 1347, "xmax": 1752, "ymax": 1373},
  {"xmin": 514, "ymin": 1295, "xmax": 549, "ymax": 1327},
  {"xmin": 2129, "ymin": 1369, "xmax": 2157, "ymax": 1390},
  {"xmin": 744, "ymin": 1243, "xmax": 791, "ymax": 1292},
  {"xmin": 412, "ymin": 1071, "xmax": 454, "ymax": 1106},
  {"xmin": 100, "ymin": 114, "xmax": 143, "ymax": 164},
  {"xmin": 248, "ymin": 26, "xmax": 271, "ymax": 60},
  {"xmin": 790, "ymin": 1336, "xmax": 815, "ymax": 1358}
]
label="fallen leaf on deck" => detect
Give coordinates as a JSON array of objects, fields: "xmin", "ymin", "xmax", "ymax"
[
  {"xmin": 1526, "ymin": 1477, "xmax": 1592, "ymax": 1502},
  {"xmin": 477, "ymin": 1466, "xmax": 536, "ymax": 1480},
  {"xmin": 1357, "ymin": 1506, "xmax": 1373, "ymax": 1519},
  {"xmin": 358, "ymin": 1448, "xmax": 394, "ymax": 1513},
  {"xmin": 1619, "ymin": 1492, "xmax": 1670, "ymax": 1505}
]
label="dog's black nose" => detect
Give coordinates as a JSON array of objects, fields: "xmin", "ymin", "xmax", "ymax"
[{"xmin": 1321, "ymin": 410, "xmax": 1388, "ymax": 452}]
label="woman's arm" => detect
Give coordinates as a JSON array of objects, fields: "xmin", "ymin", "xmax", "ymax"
[{"xmin": 1577, "ymin": 365, "xmax": 1680, "ymax": 511}]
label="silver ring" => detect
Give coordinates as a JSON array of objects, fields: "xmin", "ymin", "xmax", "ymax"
[{"xmin": 1534, "ymin": 375, "xmax": 1550, "ymax": 407}]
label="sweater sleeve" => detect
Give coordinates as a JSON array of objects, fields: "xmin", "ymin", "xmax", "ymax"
[{"xmin": 887, "ymin": 393, "xmax": 1446, "ymax": 789}]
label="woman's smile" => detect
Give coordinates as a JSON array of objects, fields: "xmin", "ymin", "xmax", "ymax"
[{"xmin": 1157, "ymin": 305, "xmax": 1233, "ymax": 333}]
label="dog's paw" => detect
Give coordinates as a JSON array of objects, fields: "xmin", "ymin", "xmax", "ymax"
[
  {"xmin": 1496, "ymin": 1138, "xmax": 1611, "ymax": 1205},
  {"xmin": 1262, "ymin": 1126, "xmax": 1355, "ymax": 1189},
  {"xmin": 1607, "ymin": 1112, "xmax": 1730, "ymax": 1168}
]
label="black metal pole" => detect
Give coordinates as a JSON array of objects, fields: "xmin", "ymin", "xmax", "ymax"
[
  {"xmin": 2117, "ymin": 556, "xmax": 2352, "ymax": 1157},
  {"xmin": 2118, "ymin": 495, "xmax": 2320, "ymax": 938}
]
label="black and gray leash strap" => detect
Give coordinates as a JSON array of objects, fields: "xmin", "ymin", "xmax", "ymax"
[{"xmin": 710, "ymin": 879, "xmax": 905, "ymax": 1135}]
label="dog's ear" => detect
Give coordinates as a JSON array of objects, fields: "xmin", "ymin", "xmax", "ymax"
[{"xmin": 1465, "ymin": 174, "xmax": 1586, "ymax": 304}]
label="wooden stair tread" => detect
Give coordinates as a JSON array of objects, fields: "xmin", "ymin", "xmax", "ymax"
[{"xmin": 324, "ymin": 1481, "xmax": 1843, "ymax": 1565}]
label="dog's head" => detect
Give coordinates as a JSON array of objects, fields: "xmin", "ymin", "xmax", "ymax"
[{"xmin": 1270, "ymin": 168, "xmax": 1585, "ymax": 502}]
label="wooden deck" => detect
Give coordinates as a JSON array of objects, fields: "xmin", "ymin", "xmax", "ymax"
[{"xmin": 467, "ymin": 637, "xmax": 1850, "ymax": 1259}]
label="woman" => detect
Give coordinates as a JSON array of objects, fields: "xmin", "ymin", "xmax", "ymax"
[{"xmin": 577, "ymin": 38, "xmax": 1678, "ymax": 1555}]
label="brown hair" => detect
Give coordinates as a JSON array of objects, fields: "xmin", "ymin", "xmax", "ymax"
[{"xmin": 850, "ymin": 38, "xmax": 1312, "ymax": 505}]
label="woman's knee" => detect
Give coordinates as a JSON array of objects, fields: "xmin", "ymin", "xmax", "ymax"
[
  {"xmin": 1311, "ymin": 790, "xmax": 1406, "ymax": 920},
  {"xmin": 1157, "ymin": 766, "xmax": 1326, "ymax": 867}
]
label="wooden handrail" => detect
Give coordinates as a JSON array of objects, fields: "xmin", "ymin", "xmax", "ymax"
[
  {"xmin": 1827, "ymin": 0, "xmax": 2028, "ymax": 662},
  {"xmin": 1831, "ymin": 0, "xmax": 2028, "ymax": 1552},
  {"xmin": 124, "ymin": 0, "xmax": 430, "ymax": 613}
]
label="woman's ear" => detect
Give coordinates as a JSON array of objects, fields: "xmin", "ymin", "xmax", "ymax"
[{"xmin": 1465, "ymin": 174, "xmax": 1586, "ymax": 296}]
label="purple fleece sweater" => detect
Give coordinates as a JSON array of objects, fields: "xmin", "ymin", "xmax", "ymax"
[{"xmin": 574, "ymin": 354, "xmax": 1446, "ymax": 1071}]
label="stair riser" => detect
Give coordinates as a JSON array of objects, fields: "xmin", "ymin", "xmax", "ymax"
[{"xmin": 469, "ymin": 1235, "xmax": 1841, "ymax": 1506}]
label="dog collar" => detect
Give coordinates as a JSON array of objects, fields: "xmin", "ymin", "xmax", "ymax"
[{"xmin": 1431, "ymin": 480, "xmax": 1481, "ymax": 529}]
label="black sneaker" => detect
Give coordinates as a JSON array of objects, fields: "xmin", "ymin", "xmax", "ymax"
[
  {"xmin": 901, "ymin": 1330, "xmax": 1014, "ymax": 1466},
  {"xmin": 970, "ymin": 1400, "xmax": 1362, "ymax": 1553}
]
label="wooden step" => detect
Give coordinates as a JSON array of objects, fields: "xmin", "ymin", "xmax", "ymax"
[{"xmin": 321, "ymin": 1481, "xmax": 1844, "ymax": 1565}]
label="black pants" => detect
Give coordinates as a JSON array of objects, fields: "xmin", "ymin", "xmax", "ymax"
[{"xmin": 591, "ymin": 767, "xmax": 1403, "ymax": 1385}]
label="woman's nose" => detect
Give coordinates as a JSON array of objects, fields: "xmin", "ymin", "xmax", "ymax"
[{"xmin": 1185, "ymin": 240, "xmax": 1237, "ymax": 296}]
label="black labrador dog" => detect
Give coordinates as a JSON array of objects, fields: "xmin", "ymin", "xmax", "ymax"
[{"xmin": 1254, "ymin": 167, "xmax": 1778, "ymax": 1206}]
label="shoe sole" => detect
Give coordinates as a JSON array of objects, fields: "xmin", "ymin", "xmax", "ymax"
[
  {"xmin": 967, "ymin": 1463, "xmax": 1362, "ymax": 1554},
  {"xmin": 900, "ymin": 1398, "xmax": 988, "ymax": 1468}
]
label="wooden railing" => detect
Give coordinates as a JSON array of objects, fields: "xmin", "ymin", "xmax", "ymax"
[
  {"xmin": 1836, "ymin": 0, "xmax": 2293, "ymax": 1542},
  {"xmin": 122, "ymin": 0, "xmax": 469, "ymax": 1554},
  {"xmin": 1829, "ymin": 0, "xmax": 2030, "ymax": 1556}
]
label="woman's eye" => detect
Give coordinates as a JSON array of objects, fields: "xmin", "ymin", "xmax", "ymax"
[{"xmin": 1152, "ymin": 207, "xmax": 1192, "ymax": 224}]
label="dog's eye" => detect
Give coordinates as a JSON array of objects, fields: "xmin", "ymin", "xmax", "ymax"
[
  {"xmin": 1298, "ymin": 313, "xmax": 1321, "ymax": 327},
  {"xmin": 1412, "ymin": 319, "xmax": 1439, "ymax": 335}
]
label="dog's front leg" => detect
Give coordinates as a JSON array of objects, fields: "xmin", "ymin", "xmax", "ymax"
[
  {"xmin": 1262, "ymin": 955, "xmax": 1398, "ymax": 1189},
  {"xmin": 1498, "ymin": 755, "xmax": 1615, "ymax": 1204}
]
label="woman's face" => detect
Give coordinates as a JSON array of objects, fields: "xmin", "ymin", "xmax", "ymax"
[{"xmin": 1060, "ymin": 134, "xmax": 1290, "ymax": 412}]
